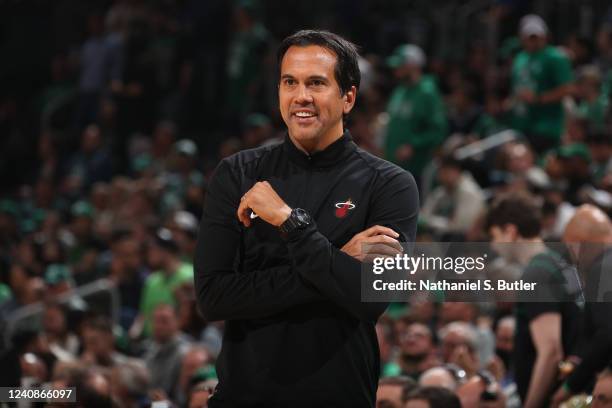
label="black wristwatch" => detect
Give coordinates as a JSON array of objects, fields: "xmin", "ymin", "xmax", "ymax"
[{"xmin": 279, "ymin": 208, "xmax": 312, "ymax": 233}]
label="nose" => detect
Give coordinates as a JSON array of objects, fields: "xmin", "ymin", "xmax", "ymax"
[{"xmin": 294, "ymin": 84, "xmax": 314, "ymax": 104}]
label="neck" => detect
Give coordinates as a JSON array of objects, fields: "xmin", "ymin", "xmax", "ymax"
[
  {"xmin": 515, "ymin": 238, "xmax": 546, "ymax": 265},
  {"xmin": 289, "ymin": 125, "xmax": 344, "ymax": 154},
  {"xmin": 163, "ymin": 257, "xmax": 181, "ymax": 275}
]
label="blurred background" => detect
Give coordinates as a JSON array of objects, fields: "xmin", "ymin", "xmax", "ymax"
[{"xmin": 1, "ymin": 0, "xmax": 612, "ymax": 406}]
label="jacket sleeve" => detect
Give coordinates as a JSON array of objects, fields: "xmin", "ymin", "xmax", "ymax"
[
  {"xmin": 566, "ymin": 303, "xmax": 612, "ymax": 392},
  {"xmin": 282, "ymin": 169, "xmax": 419, "ymax": 322},
  {"xmin": 194, "ymin": 160, "xmax": 325, "ymax": 322}
]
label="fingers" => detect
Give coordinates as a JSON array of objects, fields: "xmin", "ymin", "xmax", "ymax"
[
  {"xmin": 360, "ymin": 225, "xmax": 400, "ymax": 239},
  {"xmin": 364, "ymin": 234, "xmax": 404, "ymax": 253},
  {"xmin": 237, "ymin": 195, "xmax": 251, "ymax": 227}
]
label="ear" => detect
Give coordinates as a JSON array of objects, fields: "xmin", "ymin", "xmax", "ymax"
[
  {"xmin": 343, "ymin": 86, "xmax": 357, "ymax": 114},
  {"xmin": 505, "ymin": 224, "xmax": 519, "ymax": 240}
]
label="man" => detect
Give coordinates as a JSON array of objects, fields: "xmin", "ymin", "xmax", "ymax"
[
  {"xmin": 486, "ymin": 193, "xmax": 582, "ymax": 407},
  {"xmin": 420, "ymin": 156, "xmax": 485, "ymax": 239},
  {"xmin": 404, "ymin": 386, "xmax": 462, "ymax": 408},
  {"xmin": 143, "ymin": 303, "xmax": 191, "ymax": 400},
  {"xmin": 551, "ymin": 205, "xmax": 612, "ymax": 406},
  {"xmin": 384, "ymin": 44, "xmax": 447, "ymax": 184},
  {"xmin": 388, "ymin": 322, "xmax": 440, "ymax": 380},
  {"xmin": 591, "ymin": 368, "xmax": 612, "ymax": 408},
  {"xmin": 131, "ymin": 228, "xmax": 193, "ymax": 338},
  {"xmin": 195, "ymin": 30, "xmax": 418, "ymax": 406},
  {"xmin": 510, "ymin": 14, "xmax": 574, "ymax": 154},
  {"xmin": 80, "ymin": 316, "xmax": 127, "ymax": 368},
  {"xmin": 375, "ymin": 376, "xmax": 417, "ymax": 408}
]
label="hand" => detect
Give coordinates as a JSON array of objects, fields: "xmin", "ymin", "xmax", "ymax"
[
  {"xmin": 237, "ymin": 181, "xmax": 292, "ymax": 228},
  {"xmin": 551, "ymin": 386, "xmax": 571, "ymax": 408},
  {"xmin": 340, "ymin": 225, "xmax": 402, "ymax": 261},
  {"xmin": 517, "ymin": 88, "xmax": 537, "ymax": 104},
  {"xmin": 449, "ymin": 345, "xmax": 478, "ymax": 378},
  {"xmin": 395, "ymin": 144, "xmax": 414, "ymax": 162}
]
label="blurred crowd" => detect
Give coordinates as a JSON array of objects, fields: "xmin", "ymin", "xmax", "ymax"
[{"xmin": 1, "ymin": 0, "xmax": 612, "ymax": 407}]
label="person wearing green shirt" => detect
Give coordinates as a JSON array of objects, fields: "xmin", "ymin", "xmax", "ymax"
[
  {"xmin": 510, "ymin": 15, "xmax": 574, "ymax": 155},
  {"xmin": 384, "ymin": 44, "xmax": 448, "ymax": 185},
  {"xmin": 575, "ymin": 65, "xmax": 609, "ymax": 131},
  {"xmin": 130, "ymin": 228, "xmax": 194, "ymax": 338}
]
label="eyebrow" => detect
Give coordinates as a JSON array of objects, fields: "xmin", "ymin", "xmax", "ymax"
[{"xmin": 280, "ymin": 74, "xmax": 329, "ymax": 82}]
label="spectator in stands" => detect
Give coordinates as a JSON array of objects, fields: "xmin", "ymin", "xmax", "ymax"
[
  {"xmin": 387, "ymin": 322, "xmax": 440, "ymax": 380},
  {"xmin": 439, "ymin": 322, "xmax": 482, "ymax": 378},
  {"xmin": 66, "ymin": 124, "xmax": 113, "ymax": 194},
  {"xmin": 487, "ymin": 192, "xmax": 582, "ymax": 407},
  {"xmin": 384, "ymin": 44, "xmax": 448, "ymax": 185},
  {"xmin": 591, "ymin": 368, "xmax": 612, "ymax": 408},
  {"xmin": 107, "ymin": 232, "xmax": 148, "ymax": 330},
  {"xmin": 188, "ymin": 380, "xmax": 215, "ymax": 408},
  {"xmin": 552, "ymin": 205, "xmax": 612, "ymax": 406},
  {"xmin": 404, "ymin": 386, "xmax": 462, "ymax": 408},
  {"xmin": 494, "ymin": 316, "xmax": 515, "ymax": 383},
  {"xmin": 176, "ymin": 346, "xmax": 212, "ymax": 407},
  {"xmin": 110, "ymin": 360, "xmax": 151, "ymax": 408},
  {"xmin": 144, "ymin": 303, "xmax": 190, "ymax": 400},
  {"xmin": 419, "ymin": 366, "xmax": 461, "ymax": 391},
  {"xmin": 80, "ymin": 315, "xmax": 126, "ymax": 367},
  {"xmin": 375, "ymin": 376, "xmax": 417, "ymax": 408},
  {"xmin": 43, "ymin": 302, "xmax": 79, "ymax": 362},
  {"xmin": 456, "ymin": 371, "xmax": 508, "ymax": 408},
  {"xmin": 130, "ymin": 228, "xmax": 193, "ymax": 338},
  {"xmin": 574, "ymin": 65, "xmax": 609, "ymax": 131},
  {"xmin": 420, "ymin": 155, "xmax": 485, "ymax": 239},
  {"xmin": 509, "ymin": 14, "xmax": 574, "ymax": 154}
]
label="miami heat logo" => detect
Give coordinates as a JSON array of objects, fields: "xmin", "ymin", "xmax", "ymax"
[{"xmin": 335, "ymin": 199, "xmax": 355, "ymax": 218}]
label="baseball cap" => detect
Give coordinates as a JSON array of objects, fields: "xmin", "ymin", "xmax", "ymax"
[
  {"xmin": 174, "ymin": 211, "xmax": 198, "ymax": 237},
  {"xmin": 175, "ymin": 139, "xmax": 198, "ymax": 157},
  {"xmin": 45, "ymin": 264, "xmax": 73, "ymax": 286},
  {"xmin": 519, "ymin": 14, "xmax": 548, "ymax": 37},
  {"xmin": 387, "ymin": 44, "xmax": 426, "ymax": 68},
  {"xmin": 71, "ymin": 200, "xmax": 94, "ymax": 218},
  {"xmin": 155, "ymin": 228, "xmax": 180, "ymax": 253},
  {"xmin": 557, "ymin": 143, "xmax": 591, "ymax": 162}
]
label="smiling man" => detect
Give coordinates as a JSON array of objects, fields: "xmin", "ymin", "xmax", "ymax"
[{"xmin": 195, "ymin": 30, "xmax": 418, "ymax": 407}]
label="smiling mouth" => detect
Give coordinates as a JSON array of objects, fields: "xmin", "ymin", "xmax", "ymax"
[{"xmin": 292, "ymin": 111, "xmax": 317, "ymax": 119}]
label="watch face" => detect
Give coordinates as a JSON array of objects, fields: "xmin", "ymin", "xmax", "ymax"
[{"xmin": 295, "ymin": 209, "xmax": 309, "ymax": 223}]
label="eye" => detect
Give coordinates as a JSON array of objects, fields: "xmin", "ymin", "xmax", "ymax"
[
  {"xmin": 311, "ymin": 79, "xmax": 324, "ymax": 86},
  {"xmin": 283, "ymin": 78, "xmax": 296, "ymax": 86}
]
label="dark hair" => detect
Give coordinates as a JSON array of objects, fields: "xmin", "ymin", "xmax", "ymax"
[
  {"xmin": 485, "ymin": 192, "xmax": 541, "ymax": 238},
  {"xmin": 378, "ymin": 376, "xmax": 418, "ymax": 402},
  {"xmin": 277, "ymin": 30, "xmax": 361, "ymax": 96},
  {"xmin": 439, "ymin": 154, "xmax": 463, "ymax": 170},
  {"xmin": 83, "ymin": 315, "xmax": 113, "ymax": 334},
  {"xmin": 405, "ymin": 386, "xmax": 462, "ymax": 408}
]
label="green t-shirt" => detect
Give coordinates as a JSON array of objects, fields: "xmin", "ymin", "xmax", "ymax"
[
  {"xmin": 511, "ymin": 46, "xmax": 573, "ymax": 140},
  {"xmin": 139, "ymin": 262, "xmax": 194, "ymax": 336},
  {"xmin": 576, "ymin": 94, "xmax": 609, "ymax": 130},
  {"xmin": 384, "ymin": 75, "xmax": 448, "ymax": 176}
]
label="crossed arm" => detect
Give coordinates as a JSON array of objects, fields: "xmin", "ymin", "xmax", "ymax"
[{"xmin": 194, "ymin": 160, "xmax": 418, "ymax": 322}]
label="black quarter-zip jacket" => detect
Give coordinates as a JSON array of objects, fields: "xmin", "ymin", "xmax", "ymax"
[{"xmin": 195, "ymin": 131, "xmax": 419, "ymax": 407}]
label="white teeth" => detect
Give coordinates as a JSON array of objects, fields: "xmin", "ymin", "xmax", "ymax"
[{"xmin": 295, "ymin": 112, "xmax": 315, "ymax": 117}]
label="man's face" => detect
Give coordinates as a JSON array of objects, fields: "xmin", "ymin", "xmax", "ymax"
[
  {"xmin": 495, "ymin": 323, "xmax": 514, "ymax": 352},
  {"xmin": 376, "ymin": 384, "xmax": 404, "ymax": 408},
  {"xmin": 279, "ymin": 45, "xmax": 355, "ymax": 152},
  {"xmin": 489, "ymin": 225, "xmax": 517, "ymax": 259},
  {"xmin": 152, "ymin": 305, "xmax": 178, "ymax": 343},
  {"xmin": 521, "ymin": 34, "xmax": 545, "ymax": 53},
  {"xmin": 400, "ymin": 323, "xmax": 433, "ymax": 357},
  {"xmin": 593, "ymin": 376, "xmax": 612, "ymax": 408}
]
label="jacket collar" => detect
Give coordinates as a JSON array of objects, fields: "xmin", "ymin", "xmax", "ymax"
[{"xmin": 282, "ymin": 130, "xmax": 357, "ymax": 168}]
